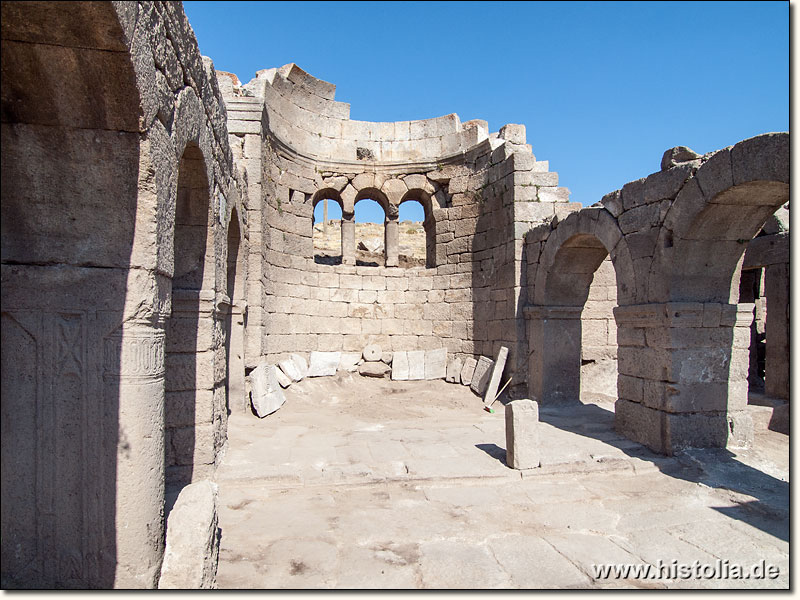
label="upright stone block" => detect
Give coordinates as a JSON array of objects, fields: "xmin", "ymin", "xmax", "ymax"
[
  {"xmin": 158, "ymin": 481, "xmax": 219, "ymax": 589},
  {"xmin": 250, "ymin": 363, "xmax": 286, "ymax": 417},
  {"xmin": 460, "ymin": 357, "xmax": 478, "ymax": 385},
  {"xmin": 307, "ymin": 351, "xmax": 341, "ymax": 377},
  {"xmin": 446, "ymin": 356, "xmax": 464, "ymax": 383},
  {"xmin": 505, "ymin": 399, "xmax": 540, "ymax": 469},
  {"xmin": 338, "ymin": 352, "xmax": 361, "ymax": 373},
  {"xmin": 483, "ymin": 346, "xmax": 509, "ymax": 405},
  {"xmin": 408, "ymin": 350, "xmax": 426, "ymax": 380},
  {"xmin": 391, "ymin": 350, "xmax": 410, "ymax": 380},
  {"xmin": 470, "ymin": 356, "xmax": 494, "ymax": 395},
  {"xmin": 425, "ymin": 348, "xmax": 447, "ymax": 380}
]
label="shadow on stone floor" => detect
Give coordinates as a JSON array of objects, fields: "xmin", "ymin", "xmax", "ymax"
[{"xmin": 534, "ymin": 400, "xmax": 789, "ymax": 543}]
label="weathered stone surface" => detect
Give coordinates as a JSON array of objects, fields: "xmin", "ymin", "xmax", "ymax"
[
  {"xmin": 338, "ymin": 352, "xmax": 361, "ymax": 372},
  {"xmin": 307, "ymin": 351, "xmax": 341, "ymax": 377},
  {"xmin": 446, "ymin": 356, "xmax": 464, "ymax": 383},
  {"xmin": 661, "ymin": 145, "xmax": 701, "ymax": 171},
  {"xmin": 424, "ymin": 348, "xmax": 447, "ymax": 380},
  {"xmin": 505, "ymin": 399, "xmax": 540, "ymax": 469},
  {"xmin": 382, "ymin": 351, "xmax": 393, "ymax": 365},
  {"xmin": 391, "ymin": 350, "xmax": 410, "ymax": 381},
  {"xmin": 250, "ymin": 364, "xmax": 287, "ymax": 417},
  {"xmin": 358, "ymin": 361, "xmax": 391, "ymax": 378},
  {"xmin": 275, "ymin": 367, "xmax": 292, "ymax": 389},
  {"xmin": 460, "ymin": 357, "xmax": 478, "ymax": 386},
  {"xmin": 363, "ymin": 344, "xmax": 382, "ymax": 362},
  {"xmin": 408, "ymin": 350, "xmax": 426, "ymax": 381},
  {"xmin": 290, "ymin": 353, "xmax": 308, "ymax": 379},
  {"xmin": 278, "ymin": 358, "xmax": 302, "ymax": 382},
  {"xmin": 470, "ymin": 356, "xmax": 494, "ymax": 395},
  {"xmin": 483, "ymin": 346, "xmax": 509, "ymax": 404},
  {"xmin": 158, "ymin": 480, "xmax": 219, "ymax": 589}
]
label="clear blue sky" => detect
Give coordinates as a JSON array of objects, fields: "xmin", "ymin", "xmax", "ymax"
[{"xmin": 185, "ymin": 1, "xmax": 788, "ymax": 223}]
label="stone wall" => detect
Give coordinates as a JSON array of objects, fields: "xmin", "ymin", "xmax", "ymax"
[
  {"xmin": 581, "ymin": 257, "xmax": 618, "ymax": 401},
  {"xmin": 221, "ymin": 67, "xmax": 576, "ymax": 398},
  {"xmin": 1, "ymin": 1, "xmax": 245, "ymax": 588}
]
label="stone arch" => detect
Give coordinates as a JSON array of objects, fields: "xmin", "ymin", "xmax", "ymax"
[
  {"xmin": 311, "ymin": 188, "xmax": 345, "ymax": 263},
  {"xmin": 651, "ymin": 132, "xmax": 789, "ymax": 304},
  {"xmin": 225, "ymin": 206, "xmax": 247, "ymax": 414},
  {"xmin": 533, "ymin": 208, "xmax": 636, "ymax": 307},
  {"xmin": 0, "ymin": 1, "xmax": 160, "ymax": 588},
  {"xmin": 526, "ymin": 208, "xmax": 633, "ymax": 405},
  {"xmin": 164, "ymin": 140, "xmax": 216, "ymax": 494},
  {"xmin": 400, "ymin": 188, "xmax": 436, "ymax": 268}
]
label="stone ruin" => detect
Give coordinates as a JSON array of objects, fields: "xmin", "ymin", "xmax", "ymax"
[{"xmin": 0, "ymin": 1, "xmax": 789, "ymax": 589}]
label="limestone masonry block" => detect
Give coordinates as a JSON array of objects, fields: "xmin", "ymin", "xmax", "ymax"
[
  {"xmin": 425, "ymin": 348, "xmax": 448, "ymax": 380},
  {"xmin": 290, "ymin": 353, "xmax": 309, "ymax": 379},
  {"xmin": 277, "ymin": 358, "xmax": 302, "ymax": 382},
  {"xmin": 307, "ymin": 351, "xmax": 341, "ymax": 377},
  {"xmin": 359, "ymin": 362, "xmax": 391, "ymax": 378},
  {"xmin": 483, "ymin": 346, "xmax": 509, "ymax": 404},
  {"xmin": 460, "ymin": 357, "xmax": 478, "ymax": 385},
  {"xmin": 337, "ymin": 352, "xmax": 361, "ymax": 372},
  {"xmin": 446, "ymin": 356, "xmax": 464, "ymax": 383},
  {"xmin": 505, "ymin": 399, "xmax": 541, "ymax": 470},
  {"xmin": 499, "ymin": 123, "xmax": 526, "ymax": 145},
  {"xmin": 470, "ymin": 356, "xmax": 495, "ymax": 395},
  {"xmin": 158, "ymin": 480, "xmax": 219, "ymax": 589},
  {"xmin": 275, "ymin": 367, "xmax": 292, "ymax": 388},
  {"xmin": 408, "ymin": 350, "xmax": 426, "ymax": 380},
  {"xmin": 391, "ymin": 351, "xmax": 410, "ymax": 380},
  {"xmin": 250, "ymin": 363, "xmax": 287, "ymax": 417}
]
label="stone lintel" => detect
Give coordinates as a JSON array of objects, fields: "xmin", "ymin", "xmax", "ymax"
[{"xmin": 523, "ymin": 305, "xmax": 582, "ymax": 320}]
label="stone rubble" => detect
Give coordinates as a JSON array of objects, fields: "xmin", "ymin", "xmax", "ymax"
[{"xmin": 250, "ymin": 364, "xmax": 287, "ymax": 417}]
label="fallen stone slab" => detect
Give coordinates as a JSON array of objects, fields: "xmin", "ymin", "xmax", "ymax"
[
  {"xmin": 460, "ymin": 357, "xmax": 477, "ymax": 385},
  {"xmin": 382, "ymin": 351, "xmax": 393, "ymax": 365},
  {"xmin": 358, "ymin": 238, "xmax": 383, "ymax": 253},
  {"xmin": 338, "ymin": 352, "xmax": 361, "ymax": 373},
  {"xmin": 250, "ymin": 363, "xmax": 286, "ymax": 416},
  {"xmin": 278, "ymin": 358, "xmax": 302, "ymax": 382},
  {"xmin": 290, "ymin": 353, "xmax": 308, "ymax": 379},
  {"xmin": 407, "ymin": 350, "xmax": 426, "ymax": 381},
  {"xmin": 483, "ymin": 346, "xmax": 509, "ymax": 405},
  {"xmin": 470, "ymin": 356, "xmax": 494, "ymax": 395},
  {"xmin": 505, "ymin": 399, "xmax": 541, "ymax": 469},
  {"xmin": 275, "ymin": 367, "xmax": 292, "ymax": 389},
  {"xmin": 158, "ymin": 480, "xmax": 219, "ymax": 589},
  {"xmin": 363, "ymin": 344, "xmax": 382, "ymax": 362},
  {"xmin": 425, "ymin": 348, "xmax": 447, "ymax": 380},
  {"xmin": 446, "ymin": 356, "xmax": 464, "ymax": 383},
  {"xmin": 391, "ymin": 351, "xmax": 409, "ymax": 380},
  {"xmin": 359, "ymin": 362, "xmax": 391, "ymax": 378},
  {"xmin": 307, "ymin": 351, "xmax": 340, "ymax": 377}
]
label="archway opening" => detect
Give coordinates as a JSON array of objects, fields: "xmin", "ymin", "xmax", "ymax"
[
  {"xmin": 165, "ymin": 143, "xmax": 215, "ymax": 494},
  {"xmin": 313, "ymin": 195, "xmax": 343, "ymax": 265},
  {"xmin": 225, "ymin": 209, "xmax": 246, "ymax": 415},
  {"xmin": 354, "ymin": 198, "xmax": 386, "ymax": 267},
  {"xmin": 580, "ymin": 256, "xmax": 619, "ymax": 404},
  {"xmin": 398, "ymin": 200, "xmax": 426, "ymax": 268}
]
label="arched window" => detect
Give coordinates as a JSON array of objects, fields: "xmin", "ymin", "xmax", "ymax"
[
  {"xmin": 400, "ymin": 189, "xmax": 437, "ymax": 268},
  {"xmin": 354, "ymin": 198, "xmax": 386, "ymax": 267},
  {"xmin": 312, "ymin": 193, "xmax": 343, "ymax": 265},
  {"xmin": 398, "ymin": 199, "xmax": 427, "ymax": 268}
]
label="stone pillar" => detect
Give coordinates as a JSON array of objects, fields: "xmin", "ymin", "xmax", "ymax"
[
  {"xmin": 111, "ymin": 318, "xmax": 168, "ymax": 588},
  {"xmin": 341, "ymin": 213, "xmax": 355, "ymax": 265},
  {"xmin": 764, "ymin": 262, "xmax": 789, "ymax": 399},
  {"xmin": 505, "ymin": 399, "xmax": 541, "ymax": 469},
  {"xmin": 385, "ymin": 216, "xmax": 399, "ymax": 267},
  {"xmin": 523, "ymin": 305, "xmax": 582, "ymax": 403},
  {"xmin": 614, "ymin": 302, "xmax": 753, "ymax": 456}
]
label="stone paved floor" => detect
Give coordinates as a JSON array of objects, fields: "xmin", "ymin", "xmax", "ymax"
[{"xmin": 215, "ymin": 374, "xmax": 789, "ymax": 589}]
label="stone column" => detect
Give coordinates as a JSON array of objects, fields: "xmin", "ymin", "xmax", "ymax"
[
  {"xmin": 614, "ymin": 302, "xmax": 753, "ymax": 455},
  {"xmin": 523, "ymin": 305, "xmax": 582, "ymax": 403},
  {"xmin": 341, "ymin": 212, "xmax": 355, "ymax": 265},
  {"xmin": 764, "ymin": 262, "xmax": 789, "ymax": 399},
  {"xmin": 385, "ymin": 216, "xmax": 399, "ymax": 267},
  {"xmin": 110, "ymin": 318, "xmax": 168, "ymax": 588}
]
